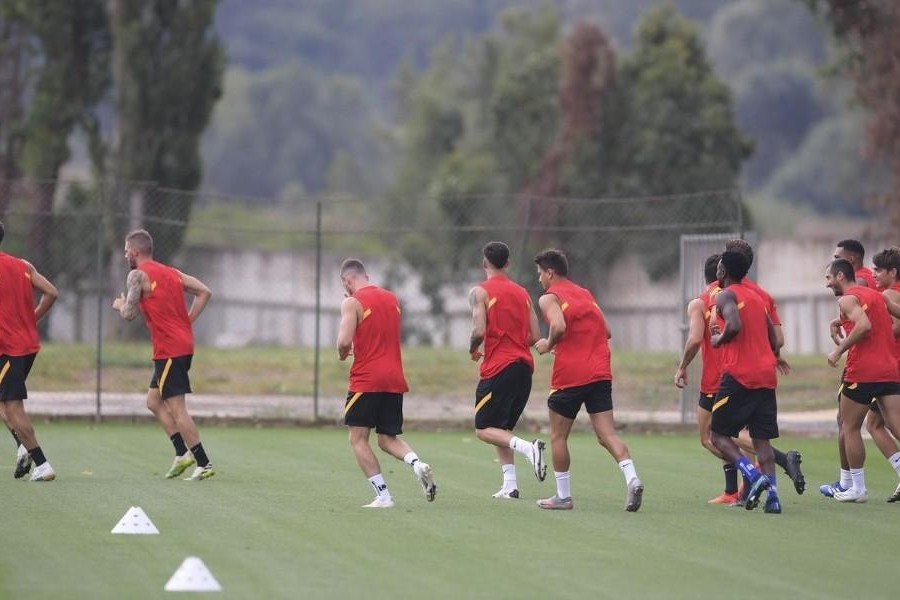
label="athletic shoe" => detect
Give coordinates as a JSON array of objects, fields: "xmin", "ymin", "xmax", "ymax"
[
  {"xmin": 413, "ymin": 461, "xmax": 437, "ymax": 502},
  {"xmin": 744, "ymin": 474, "xmax": 771, "ymax": 511},
  {"xmin": 29, "ymin": 462, "xmax": 56, "ymax": 482},
  {"xmin": 764, "ymin": 495, "xmax": 782, "ymax": 514},
  {"xmin": 708, "ymin": 491, "xmax": 740, "ymax": 505},
  {"xmin": 529, "ymin": 439, "xmax": 547, "ymax": 482},
  {"xmin": 833, "ymin": 487, "xmax": 868, "ymax": 503},
  {"xmin": 887, "ymin": 481, "xmax": 900, "ymax": 503},
  {"xmin": 164, "ymin": 452, "xmax": 195, "ymax": 479},
  {"xmin": 784, "ymin": 450, "xmax": 806, "ymax": 495},
  {"xmin": 362, "ymin": 496, "xmax": 394, "ymax": 508},
  {"xmin": 537, "ymin": 494, "xmax": 573, "ymax": 510},
  {"xmin": 625, "ymin": 477, "xmax": 644, "ymax": 512},
  {"xmin": 492, "ymin": 488, "xmax": 520, "ymax": 499},
  {"xmin": 819, "ymin": 481, "xmax": 847, "ymax": 498},
  {"xmin": 183, "ymin": 464, "xmax": 216, "ymax": 481},
  {"xmin": 14, "ymin": 444, "xmax": 32, "ymax": 479}
]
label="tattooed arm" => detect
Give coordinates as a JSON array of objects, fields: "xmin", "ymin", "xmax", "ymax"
[
  {"xmin": 112, "ymin": 269, "xmax": 145, "ymax": 321},
  {"xmin": 468, "ymin": 286, "xmax": 487, "ymax": 360}
]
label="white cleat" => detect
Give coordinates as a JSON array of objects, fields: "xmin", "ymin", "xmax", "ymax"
[
  {"xmin": 528, "ymin": 440, "xmax": 547, "ymax": 482},
  {"xmin": 833, "ymin": 487, "xmax": 868, "ymax": 503},
  {"xmin": 625, "ymin": 477, "xmax": 644, "ymax": 512},
  {"xmin": 413, "ymin": 461, "xmax": 437, "ymax": 502},
  {"xmin": 491, "ymin": 488, "xmax": 520, "ymax": 499},
  {"xmin": 29, "ymin": 462, "xmax": 56, "ymax": 482},
  {"xmin": 362, "ymin": 496, "xmax": 395, "ymax": 508}
]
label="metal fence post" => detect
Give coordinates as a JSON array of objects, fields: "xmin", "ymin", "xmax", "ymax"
[
  {"xmin": 313, "ymin": 200, "xmax": 322, "ymax": 421},
  {"xmin": 94, "ymin": 188, "xmax": 105, "ymax": 421}
]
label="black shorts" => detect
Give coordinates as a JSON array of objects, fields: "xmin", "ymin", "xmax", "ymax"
[
  {"xmin": 0, "ymin": 354, "xmax": 37, "ymax": 401},
  {"xmin": 698, "ymin": 393, "xmax": 716, "ymax": 412},
  {"xmin": 548, "ymin": 380, "xmax": 613, "ymax": 420},
  {"xmin": 150, "ymin": 355, "xmax": 193, "ymax": 400},
  {"xmin": 474, "ymin": 361, "xmax": 532, "ymax": 430},
  {"xmin": 840, "ymin": 380, "xmax": 900, "ymax": 406},
  {"xmin": 710, "ymin": 374, "xmax": 779, "ymax": 440},
  {"xmin": 344, "ymin": 391, "xmax": 404, "ymax": 435}
]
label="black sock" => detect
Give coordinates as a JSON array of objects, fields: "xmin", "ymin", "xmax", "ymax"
[
  {"xmin": 9, "ymin": 428, "xmax": 21, "ymax": 448},
  {"xmin": 723, "ymin": 463, "xmax": 738, "ymax": 494},
  {"xmin": 773, "ymin": 448, "xmax": 788, "ymax": 471},
  {"xmin": 190, "ymin": 443, "xmax": 210, "ymax": 467},
  {"xmin": 170, "ymin": 432, "xmax": 189, "ymax": 456},
  {"xmin": 29, "ymin": 446, "xmax": 47, "ymax": 467}
]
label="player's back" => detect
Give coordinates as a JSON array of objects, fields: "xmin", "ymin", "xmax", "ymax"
[
  {"xmin": 479, "ymin": 275, "xmax": 535, "ymax": 378},
  {"xmin": 719, "ymin": 282, "xmax": 776, "ymax": 389},
  {"xmin": 698, "ymin": 283, "xmax": 722, "ymax": 395},
  {"xmin": 0, "ymin": 252, "xmax": 39, "ymax": 356},
  {"xmin": 350, "ymin": 285, "xmax": 408, "ymax": 393},
  {"xmin": 546, "ymin": 279, "xmax": 610, "ymax": 389}
]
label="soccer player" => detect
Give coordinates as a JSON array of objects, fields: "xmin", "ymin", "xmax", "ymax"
[
  {"xmin": 0, "ymin": 221, "xmax": 59, "ymax": 481},
  {"xmin": 532, "ymin": 248, "xmax": 643, "ymax": 512},
  {"xmin": 337, "ymin": 258, "xmax": 436, "ymax": 508},
  {"xmin": 723, "ymin": 239, "xmax": 805, "ymax": 495},
  {"xmin": 709, "ymin": 251, "xmax": 788, "ymax": 514},
  {"xmin": 112, "ymin": 229, "xmax": 215, "ymax": 481},
  {"xmin": 468, "ymin": 242, "xmax": 547, "ymax": 499},
  {"xmin": 870, "ymin": 247, "xmax": 900, "ymax": 501},
  {"xmin": 824, "ymin": 259, "xmax": 900, "ymax": 503}
]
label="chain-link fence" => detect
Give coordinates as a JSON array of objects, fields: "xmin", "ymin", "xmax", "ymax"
[{"xmin": 2, "ymin": 180, "xmax": 743, "ymax": 423}]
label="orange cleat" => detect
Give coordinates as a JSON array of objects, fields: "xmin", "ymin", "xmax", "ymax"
[{"xmin": 708, "ymin": 491, "xmax": 740, "ymax": 505}]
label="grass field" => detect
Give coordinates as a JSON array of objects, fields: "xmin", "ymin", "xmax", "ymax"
[
  {"xmin": 2, "ymin": 423, "xmax": 898, "ymax": 599},
  {"xmin": 33, "ymin": 343, "xmax": 840, "ymax": 410}
]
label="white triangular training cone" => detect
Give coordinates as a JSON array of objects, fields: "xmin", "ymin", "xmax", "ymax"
[
  {"xmin": 111, "ymin": 506, "xmax": 160, "ymax": 535},
  {"xmin": 164, "ymin": 556, "xmax": 222, "ymax": 592}
]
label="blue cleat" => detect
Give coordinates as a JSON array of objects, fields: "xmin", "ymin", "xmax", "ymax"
[
  {"xmin": 744, "ymin": 475, "xmax": 771, "ymax": 511},
  {"xmin": 764, "ymin": 494, "xmax": 782, "ymax": 514},
  {"xmin": 819, "ymin": 481, "xmax": 847, "ymax": 498}
]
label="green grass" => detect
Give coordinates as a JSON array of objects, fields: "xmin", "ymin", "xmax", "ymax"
[
  {"xmin": 32, "ymin": 344, "xmax": 840, "ymax": 410},
  {"xmin": 2, "ymin": 423, "xmax": 898, "ymax": 599}
]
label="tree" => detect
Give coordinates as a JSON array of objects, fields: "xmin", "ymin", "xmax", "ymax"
[
  {"xmin": 0, "ymin": 2, "xmax": 35, "ymax": 214},
  {"xmin": 111, "ymin": 0, "xmax": 224, "ymax": 262}
]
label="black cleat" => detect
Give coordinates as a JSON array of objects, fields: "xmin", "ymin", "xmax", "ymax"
[
  {"xmin": 745, "ymin": 475, "xmax": 771, "ymax": 511},
  {"xmin": 784, "ymin": 450, "xmax": 805, "ymax": 495},
  {"xmin": 14, "ymin": 445, "xmax": 32, "ymax": 479}
]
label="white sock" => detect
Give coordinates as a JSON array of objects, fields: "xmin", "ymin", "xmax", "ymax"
[
  {"xmin": 889, "ymin": 452, "xmax": 900, "ymax": 477},
  {"xmin": 403, "ymin": 452, "xmax": 419, "ymax": 466},
  {"xmin": 555, "ymin": 471, "xmax": 571, "ymax": 499},
  {"xmin": 509, "ymin": 436, "xmax": 533, "ymax": 460},
  {"xmin": 368, "ymin": 473, "xmax": 391, "ymax": 499},
  {"xmin": 501, "ymin": 463, "xmax": 517, "ymax": 491},
  {"xmin": 618, "ymin": 459, "xmax": 637, "ymax": 484},
  {"xmin": 850, "ymin": 468, "xmax": 866, "ymax": 493},
  {"xmin": 840, "ymin": 468, "xmax": 852, "ymax": 489}
]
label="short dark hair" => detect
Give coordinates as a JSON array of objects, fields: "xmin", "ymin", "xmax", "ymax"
[
  {"xmin": 533, "ymin": 248, "xmax": 568, "ymax": 276},
  {"xmin": 837, "ymin": 239, "xmax": 865, "ymax": 259},
  {"xmin": 340, "ymin": 258, "xmax": 367, "ymax": 277},
  {"xmin": 704, "ymin": 254, "xmax": 720, "ymax": 284},
  {"xmin": 125, "ymin": 229, "xmax": 153, "ymax": 255},
  {"xmin": 725, "ymin": 239, "xmax": 754, "ymax": 267},
  {"xmin": 828, "ymin": 258, "xmax": 856, "ymax": 282},
  {"xmin": 483, "ymin": 241, "xmax": 510, "ymax": 269},
  {"xmin": 872, "ymin": 247, "xmax": 900, "ymax": 274},
  {"xmin": 0, "ymin": 221, "xmax": 5, "ymax": 245},
  {"xmin": 720, "ymin": 250, "xmax": 750, "ymax": 282}
]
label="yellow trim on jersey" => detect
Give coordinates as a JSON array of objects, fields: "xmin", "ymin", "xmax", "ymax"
[
  {"xmin": 0, "ymin": 360, "xmax": 9, "ymax": 387},
  {"xmin": 737, "ymin": 301, "xmax": 745, "ymax": 310},
  {"xmin": 838, "ymin": 383, "xmax": 844, "ymax": 396},
  {"xmin": 475, "ymin": 392, "xmax": 493, "ymax": 414},
  {"xmin": 158, "ymin": 359, "xmax": 173, "ymax": 394},
  {"xmin": 150, "ymin": 280, "xmax": 157, "ymax": 293},
  {"xmin": 862, "ymin": 304, "xmax": 868, "ymax": 311},
  {"xmin": 712, "ymin": 396, "xmax": 729, "ymax": 412},
  {"xmin": 361, "ymin": 308, "xmax": 372, "ymax": 321},
  {"xmin": 396, "ymin": 306, "xmax": 401, "ymax": 314},
  {"xmin": 344, "ymin": 392, "xmax": 363, "ymax": 414},
  {"xmin": 593, "ymin": 302, "xmax": 601, "ymax": 311},
  {"xmin": 560, "ymin": 302, "xmax": 569, "ymax": 312},
  {"xmin": 24, "ymin": 272, "xmax": 31, "ymax": 281},
  {"xmin": 488, "ymin": 297, "xmax": 497, "ymax": 310},
  {"xmin": 846, "ymin": 382, "xmax": 858, "ymax": 390}
]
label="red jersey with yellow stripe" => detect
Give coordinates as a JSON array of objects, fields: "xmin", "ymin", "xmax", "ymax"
[
  {"xmin": 137, "ymin": 261, "xmax": 194, "ymax": 359},
  {"xmin": 742, "ymin": 278, "xmax": 781, "ymax": 327},
  {"xmin": 349, "ymin": 285, "xmax": 408, "ymax": 393},
  {"xmin": 856, "ymin": 267, "xmax": 877, "ymax": 289},
  {"xmin": 844, "ymin": 285, "xmax": 899, "ymax": 382},
  {"xmin": 479, "ymin": 275, "xmax": 535, "ymax": 379},
  {"xmin": 699, "ymin": 282, "xmax": 722, "ymax": 395},
  {"xmin": 545, "ymin": 279, "xmax": 611, "ymax": 389},
  {"xmin": 0, "ymin": 253, "xmax": 40, "ymax": 356},
  {"xmin": 719, "ymin": 282, "xmax": 777, "ymax": 389}
]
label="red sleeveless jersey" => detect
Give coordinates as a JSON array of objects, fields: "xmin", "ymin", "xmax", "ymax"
[
  {"xmin": 479, "ymin": 275, "xmax": 535, "ymax": 379},
  {"xmin": 890, "ymin": 284, "xmax": 900, "ymax": 372},
  {"xmin": 137, "ymin": 261, "xmax": 194, "ymax": 359},
  {"xmin": 844, "ymin": 285, "xmax": 899, "ymax": 382},
  {"xmin": 698, "ymin": 282, "xmax": 722, "ymax": 394},
  {"xmin": 349, "ymin": 285, "xmax": 408, "ymax": 393},
  {"xmin": 545, "ymin": 279, "xmax": 611, "ymax": 389},
  {"xmin": 0, "ymin": 253, "xmax": 40, "ymax": 356},
  {"xmin": 742, "ymin": 278, "xmax": 781, "ymax": 327},
  {"xmin": 856, "ymin": 267, "xmax": 877, "ymax": 289},
  {"xmin": 719, "ymin": 282, "xmax": 777, "ymax": 389}
]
